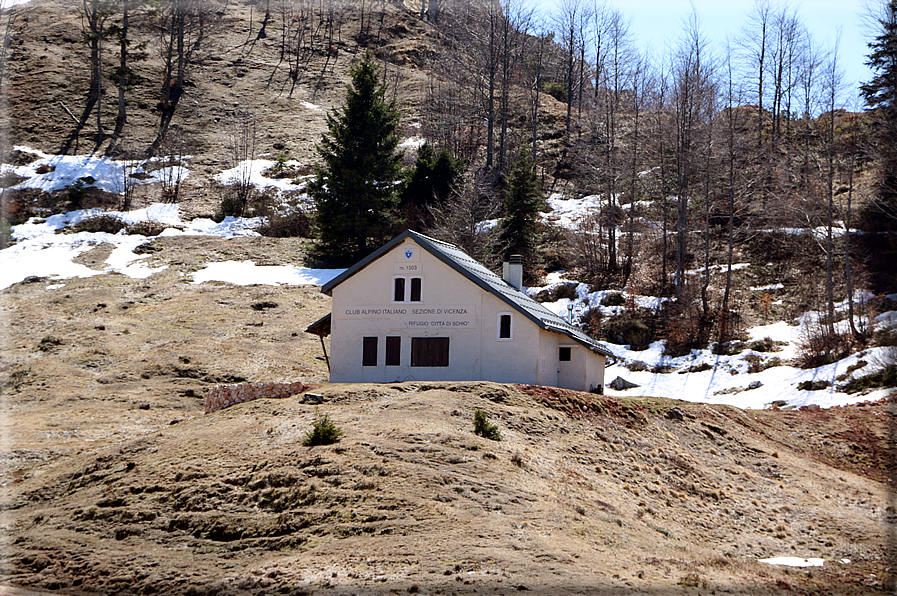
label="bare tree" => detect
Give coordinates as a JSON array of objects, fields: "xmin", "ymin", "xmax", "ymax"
[
  {"xmin": 150, "ymin": 0, "xmax": 220, "ymax": 154},
  {"xmin": 740, "ymin": 0, "xmax": 772, "ymax": 147},
  {"xmin": 158, "ymin": 129, "xmax": 186, "ymax": 203},
  {"xmin": 227, "ymin": 111, "xmax": 259, "ymax": 215},
  {"xmin": 822, "ymin": 42, "xmax": 844, "ymax": 335},
  {"xmin": 81, "ymin": 0, "xmax": 114, "ymax": 145},
  {"xmin": 671, "ymin": 13, "xmax": 715, "ymax": 302},
  {"xmin": 555, "ymin": 0, "xmax": 588, "ymax": 139}
]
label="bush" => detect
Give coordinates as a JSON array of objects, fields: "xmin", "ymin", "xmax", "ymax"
[
  {"xmin": 256, "ymin": 195, "xmax": 314, "ymax": 238},
  {"xmin": 742, "ymin": 354, "xmax": 765, "ymax": 374},
  {"xmin": 712, "ymin": 341, "xmax": 744, "ymax": 355},
  {"xmin": 218, "ymin": 193, "xmax": 245, "ymax": 219},
  {"xmin": 302, "ymin": 408, "xmax": 344, "ymax": 446},
  {"xmin": 795, "ymin": 325, "xmax": 853, "ymax": 369},
  {"xmin": 797, "ymin": 380, "xmax": 830, "ymax": 391},
  {"xmin": 543, "ymin": 80, "xmax": 567, "ymax": 103},
  {"xmin": 601, "ymin": 308, "xmax": 656, "ymax": 351},
  {"xmin": 749, "ymin": 337, "xmax": 778, "ymax": 352},
  {"xmin": 473, "ymin": 409, "xmax": 501, "ymax": 441},
  {"xmin": 841, "ymin": 364, "xmax": 897, "ymax": 393},
  {"xmin": 126, "ymin": 220, "xmax": 167, "ymax": 236},
  {"xmin": 71, "ymin": 214, "xmax": 127, "ymax": 234},
  {"xmin": 601, "ymin": 292, "xmax": 626, "ymax": 307},
  {"xmin": 661, "ymin": 302, "xmax": 714, "ymax": 358},
  {"xmin": 764, "ymin": 357, "xmax": 783, "ymax": 369},
  {"xmin": 66, "ymin": 179, "xmax": 90, "ymax": 209}
]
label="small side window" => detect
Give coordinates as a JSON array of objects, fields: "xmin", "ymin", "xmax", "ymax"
[
  {"xmin": 498, "ymin": 313, "xmax": 512, "ymax": 340},
  {"xmin": 410, "ymin": 277, "xmax": 422, "ymax": 302},
  {"xmin": 394, "ymin": 278, "xmax": 405, "ymax": 302},
  {"xmin": 559, "ymin": 347, "xmax": 572, "ymax": 362}
]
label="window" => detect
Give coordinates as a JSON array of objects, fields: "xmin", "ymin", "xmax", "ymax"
[
  {"xmin": 362, "ymin": 337, "xmax": 378, "ymax": 366},
  {"xmin": 497, "ymin": 313, "xmax": 512, "ymax": 340},
  {"xmin": 392, "ymin": 276, "xmax": 422, "ymax": 303},
  {"xmin": 385, "ymin": 336, "xmax": 401, "ymax": 366},
  {"xmin": 559, "ymin": 347, "xmax": 572, "ymax": 362},
  {"xmin": 411, "ymin": 337, "xmax": 450, "ymax": 367}
]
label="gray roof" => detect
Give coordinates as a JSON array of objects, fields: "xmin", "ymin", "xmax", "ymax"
[{"xmin": 321, "ymin": 230, "xmax": 612, "ymax": 356}]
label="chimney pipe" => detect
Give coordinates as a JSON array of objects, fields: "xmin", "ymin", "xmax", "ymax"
[{"xmin": 505, "ymin": 254, "xmax": 523, "ymax": 290}]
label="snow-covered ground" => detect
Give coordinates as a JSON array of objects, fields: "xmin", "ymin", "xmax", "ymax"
[
  {"xmin": 528, "ymin": 273, "xmax": 895, "ymax": 409},
  {"xmin": 2, "ymin": 148, "xmax": 895, "ymax": 411}
]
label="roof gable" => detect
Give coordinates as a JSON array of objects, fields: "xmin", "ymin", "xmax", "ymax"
[{"xmin": 322, "ymin": 230, "xmax": 612, "ymax": 356}]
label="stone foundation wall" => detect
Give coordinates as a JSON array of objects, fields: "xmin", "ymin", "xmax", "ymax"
[{"xmin": 205, "ymin": 382, "xmax": 311, "ymax": 414}]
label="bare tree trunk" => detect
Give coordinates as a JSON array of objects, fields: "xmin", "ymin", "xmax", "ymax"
[{"xmin": 112, "ymin": 0, "xmax": 129, "ymax": 141}]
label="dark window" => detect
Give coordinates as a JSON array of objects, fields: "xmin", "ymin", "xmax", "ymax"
[
  {"xmin": 410, "ymin": 277, "xmax": 422, "ymax": 302},
  {"xmin": 362, "ymin": 337, "xmax": 378, "ymax": 366},
  {"xmin": 394, "ymin": 278, "xmax": 405, "ymax": 302},
  {"xmin": 411, "ymin": 337, "xmax": 450, "ymax": 367},
  {"xmin": 499, "ymin": 314, "xmax": 512, "ymax": 339},
  {"xmin": 385, "ymin": 336, "xmax": 401, "ymax": 366},
  {"xmin": 559, "ymin": 347, "xmax": 572, "ymax": 362}
]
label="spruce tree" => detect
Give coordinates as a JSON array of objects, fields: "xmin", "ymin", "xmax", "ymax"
[
  {"xmin": 860, "ymin": 0, "xmax": 897, "ymax": 289},
  {"xmin": 400, "ymin": 142, "xmax": 465, "ymax": 230},
  {"xmin": 309, "ymin": 52, "xmax": 403, "ymax": 265},
  {"xmin": 498, "ymin": 150, "xmax": 545, "ymax": 282}
]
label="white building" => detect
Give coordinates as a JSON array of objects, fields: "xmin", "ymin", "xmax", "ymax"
[{"xmin": 307, "ymin": 230, "xmax": 611, "ymax": 392}]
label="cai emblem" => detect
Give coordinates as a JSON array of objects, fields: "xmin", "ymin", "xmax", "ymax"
[{"xmin": 405, "ymin": 250, "xmax": 413, "ymax": 259}]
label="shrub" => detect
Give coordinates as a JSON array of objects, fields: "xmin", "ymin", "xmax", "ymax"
[
  {"xmin": 66, "ymin": 178, "xmax": 90, "ymax": 209},
  {"xmin": 797, "ymin": 380, "xmax": 830, "ymax": 391},
  {"xmin": 712, "ymin": 341, "xmax": 744, "ymax": 355},
  {"xmin": 218, "ymin": 193, "xmax": 245, "ymax": 219},
  {"xmin": 742, "ymin": 354, "xmax": 765, "ymax": 374},
  {"xmin": 472, "ymin": 409, "xmax": 501, "ymax": 441},
  {"xmin": 841, "ymin": 364, "xmax": 897, "ymax": 393},
  {"xmin": 601, "ymin": 308, "xmax": 656, "ymax": 351},
  {"xmin": 126, "ymin": 220, "xmax": 167, "ymax": 236},
  {"xmin": 749, "ymin": 337, "xmax": 777, "ymax": 352},
  {"xmin": 764, "ymin": 357, "xmax": 783, "ymax": 369},
  {"xmin": 543, "ymin": 80, "xmax": 567, "ymax": 103},
  {"xmin": 257, "ymin": 202, "xmax": 314, "ymax": 238},
  {"xmin": 601, "ymin": 292, "xmax": 626, "ymax": 307},
  {"xmin": 795, "ymin": 325, "xmax": 853, "ymax": 369},
  {"xmin": 661, "ymin": 302, "xmax": 714, "ymax": 357},
  {"xmin": 71, "ymin": 214, "xmax": 127, "ymax": 234},
  {"xmin": 625, "ymin": 360, "xmax": 648, "ymax": 372},
  {"xmin": 302, "ymin": 408, "xmax": 344, "ymax": 446}
]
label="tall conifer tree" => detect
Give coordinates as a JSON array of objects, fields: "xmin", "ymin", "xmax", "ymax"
[
  {"xmin": 498, "ymin": 150, "xmax": 545, "ymax": 282},
  {"xmin": 310, "ymin": 52, "xmax": 403, "ymax": 265},
  {"xmin": 861, "ymin": 0, "xmax": 897, "ymax": 289}
]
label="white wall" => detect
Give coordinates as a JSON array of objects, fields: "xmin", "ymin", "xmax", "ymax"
[{"xmin": 329, "ymin": 237, "xmax": 603, "ymax": 391}]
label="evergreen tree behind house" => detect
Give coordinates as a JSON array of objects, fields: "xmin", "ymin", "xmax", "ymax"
[
  {"xmin": 310, "ymin": 51, "xmax": 404, "ymax": 266},
  {"xmin": 498, "ymin": 150, "xmax": 546, "ymax": 284},
  {"xmin": 399, "ymin": 142, "xmax": 465, "ymax": 231},
  {"xmin": 861, "ymin": 0, "xmax": 897, "ymax": 290}
]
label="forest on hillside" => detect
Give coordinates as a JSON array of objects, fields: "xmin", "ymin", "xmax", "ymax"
[{"xmin": 1, "ymin": 0, "xmax": 896, "ymax": 371}]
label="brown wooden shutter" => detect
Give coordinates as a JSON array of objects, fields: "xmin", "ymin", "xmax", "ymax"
[
  {"xmin": 394, "ymin": 278, "xmax": 405, "ymax": 302},
  {"xmin": 432, "ymin": 337, "xmax": 449, "ymax": 366},
  {"xmin": 411, "ymin": 337, "xmax": 450, "ymax": 367},
  {"xmin": 410, "ymin": 277, "xmax": 422, "ymax": 302},
  {"xmin": 385, "ymin": 336, "xmax": 401, "ymax": 366},
  {"xmin": 362, "ymin": 337, "xmax": 378, "ymax": 366}
]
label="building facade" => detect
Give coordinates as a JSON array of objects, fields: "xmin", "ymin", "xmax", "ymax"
[{"xmin": 312, "ymin": 231, "xmax": 611, "ymax": 392}]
